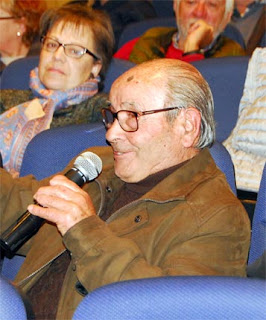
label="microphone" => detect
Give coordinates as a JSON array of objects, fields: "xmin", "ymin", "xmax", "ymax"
[{"xmin": 0, "ymin": 151, "xmax": 102, "ymax": 258}]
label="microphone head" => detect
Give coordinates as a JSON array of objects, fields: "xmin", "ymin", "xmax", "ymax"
[{"xmin": 74, "ymin": 152, "xmax": 102, "ymax": 181}]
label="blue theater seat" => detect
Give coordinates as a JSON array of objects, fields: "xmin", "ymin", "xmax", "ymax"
[
  {"xmin": 117, "ymin": 17, "xmax": 245, "ymax": 49},
  {"xmin": 73, "ymin": 276, "xmax": 265, "ymax": 320},
  {"xmin": 191, "ymin": 56, "xmax": 249, "ymax": 142},
  {"xmin": 247, "ymin": 163, "xmax": 266, "ymax": 278},
  {"xmin": 0, "ymin": 56, "xmax": 135, "ymax": 93},
  {"xmin": 0, "ymin": 276, "xmax": 28, "ymax": 320}
]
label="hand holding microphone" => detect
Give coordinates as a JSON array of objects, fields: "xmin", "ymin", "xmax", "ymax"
[{"xmin": 0, "ymin": 152, "xmax": 102, "ymax": 258}]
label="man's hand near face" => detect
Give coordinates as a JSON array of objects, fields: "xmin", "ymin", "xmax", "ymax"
[{"xmin": 183, "ymin": 19, "xmax": 214, "ymax": 52}]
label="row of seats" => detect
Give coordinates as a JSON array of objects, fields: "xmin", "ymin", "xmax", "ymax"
[
  {"xmin": 0, "ymin": 56, "xmax": 135, "ymax": 94},
  {"xmin": 0, "ymin": 52, "xmax": 264, "ymax": 319},
  {"xmin": 1, "ymin": 140, "xmax": 265, "ymax": 318},
  {"xmin": 117, "ymin": 17, "xmax": 247, "ymax": 50},
  {"xmin": 0, "ymin": 55, "xmax": 249, "ymax": 142}
]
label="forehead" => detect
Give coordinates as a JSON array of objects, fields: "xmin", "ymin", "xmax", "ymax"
[
  {"xmin": 47, "ymin": 21, "xmax": 94, "ymax": 44},
  {"xmin": 110, "ymin": 71, "xmax": 166, "ymax": 111},
  {"xmin": 179, "ymin": 0, "xmax": 226, "ymax": 7}
]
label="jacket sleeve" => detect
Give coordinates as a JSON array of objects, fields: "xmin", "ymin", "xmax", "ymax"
[
  {"xmin": 63, "ymin": 198, "xmax": 250, "ymax": 293},
  {"xmin": 129, "ymin": 27, "xmax": 176, "ymax": 64}
]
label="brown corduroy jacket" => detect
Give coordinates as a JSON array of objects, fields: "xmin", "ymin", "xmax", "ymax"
[{"xmin": 0, "ymin": 146, "xmax": 251, "ymax": 319}]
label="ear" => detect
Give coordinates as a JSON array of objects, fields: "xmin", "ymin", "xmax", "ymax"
[
  {"xmin": 173, "ymin": 0, "xmax": 177, "ymax": 14},
  {"xmin": 91, "ymin": 61, "xmax": 102, "ymax": 78},
  {"xmin": 180, "ymin": 107, "xmax": 201, "ymax": 148},
  {"xmin": 16, "ymin": 17, "xmax": 27, "ymax": 36}
]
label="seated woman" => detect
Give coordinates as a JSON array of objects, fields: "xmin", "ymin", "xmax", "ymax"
[
  {"xmin": 0, "ymin": 0, "xmax": 47, "ymax": 74},
  {"xmin": 0, "ymin": 3, "xmax": 114, "ymax": 177}
]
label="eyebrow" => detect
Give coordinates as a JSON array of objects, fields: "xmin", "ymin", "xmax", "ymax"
[{"xmin": 46, "ymin": 34, "xmax": 87, "ymax": 48}]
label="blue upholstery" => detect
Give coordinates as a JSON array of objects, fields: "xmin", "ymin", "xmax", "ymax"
[
  {"xmin": 209, "ymin": 141, "xmax": 236, "ymax": 194},
  {"xmin": 102, "ymin": 58, "xmax": 135, "ymax": 93},
  {"xmin": 152, "ymin": 0, "xmax": 174, "ymax": 18},
  {"xmin": 0, "ymin": 55, "xmax": 39, "ymax": 90},
  {"xmin": 0, "ymin": 276, "xmax": 28, "ymax": 320},
  {"xmin": 1, "ymin": 255, "xmax": 25, "ymax": 281},
  {"xmin": 73, "ymin": 276, "xmax": 266, "ymax": 320},
  {"xmin": 191, "ymin": 56, "xmax": 249, "ymax": 142},
  {"xmin": 0, "ymin": 53, "xmax": 248, "ymax": 142},
  {"xmin": 20, "ymin": 123, "xmax": 108, "ymax": 180},
  {"xmin": 0, "ymin": 57, "xmax": 135, "ymax": 92},
  {"xmin": 19, "ymin": 121, "xmax": 236, "ymax": 193},
  {"xmin": 117, "ymin": 17, "xmax": 245, "ymax": 49},
  {"xmin": 248, "ymin": 163, "xmax": 266, "ymax": 265}
]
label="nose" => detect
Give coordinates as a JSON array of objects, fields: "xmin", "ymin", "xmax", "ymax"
[
  {"xmin": 193, "ymin": 1, "xmax": 207, "ymax": 19},
  {"xmin": 105, "ymin": 118, "xmax": 124, "ymax": 144},
  {"xmin": 52, "ymin": 45, "xmax": 66, "ymax": 61}
]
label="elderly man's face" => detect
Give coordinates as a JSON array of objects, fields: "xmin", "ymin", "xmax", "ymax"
[
  {"xmin": 176, "ymin": 0, "xmax": 227, "ymax": 38},
  {"xmin": 105, "ymin": 72, "xmax": 187, "ymax": 183}
]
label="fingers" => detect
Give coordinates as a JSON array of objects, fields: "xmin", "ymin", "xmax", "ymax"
[
  {"xmin": 27, "ymin": 175, "xmax": 96, "ymax": 235},
  {"xmin": 184, "ymin": 20, "xmax": 214, "ymax": 52}
]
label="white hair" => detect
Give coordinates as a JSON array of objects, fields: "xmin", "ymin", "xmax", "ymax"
[{"xmin": 175, "ymin": 0, "xmax": 234, "ymax": 20}]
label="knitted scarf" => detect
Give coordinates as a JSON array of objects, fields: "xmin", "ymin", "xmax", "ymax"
[{"xmin": 0, "ymin": 67, "xmax": 99, "ymax": 177}]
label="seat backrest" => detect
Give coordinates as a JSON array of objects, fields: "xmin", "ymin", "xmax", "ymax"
[
  {"xmin": 0, "ymin": 56, "xmax": 39, "ymax": 90},
  {"xmin": 1, "ymin": 255, "xmax": 25, "ymax": 281},
  {"xmin": 117, "ymin": 17, "xmax": 245, "ymax": 49},
  {"xmin": 103, "ymin": 58, "xmax": 135, "ymax": 93},
  {"xmin": 191, "ymin": 56, "xmax": 249, "ymax": 142},
  {"xmin": 118, "ymin": 17, "xmax": 175, "ymax": 48},
  {"xmin": 151, "ymin": 0, "xmax": 174, "ymax": 18},
  {"xmin": 73, "ymin": 276, "xmax": 266, "ymax": 320},
  {"xmin": 248, "ymin": 163, "xmax": 266, "ymax": 265},
  {"xmin": 0, "ymin": 276, "xmax": 28, "ymax": 320},
  {"xmin": 209, "ymin": 142, "xmax": 236, "ymax": 194},
  {"xmin": 0, "ymin": 57, "xmax": 135, "ymax": 92},
  {"xmin": 20, "ymin": 124, "xmax": 236, "ymax": 192},
  {"xmin": 20, "ymin": 123, "xmax": 107, "ymax": 180}
]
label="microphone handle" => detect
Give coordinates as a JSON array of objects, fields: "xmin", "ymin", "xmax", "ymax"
[
  {"xmin": 0, "ymin": 211, "xmax": 43, "ymax": 258},
  {"xmin": 0, "ymin": 168, "xmax": 87, "ymax": 258}
]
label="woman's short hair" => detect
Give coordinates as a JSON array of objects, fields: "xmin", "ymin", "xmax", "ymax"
[
  {"xmin": 39, "ymin": 4, "xmax": 115, "ymax": 80},
  {"xmin": 1, "ymin": 0, "xmax": 46, "ymax": 47}
]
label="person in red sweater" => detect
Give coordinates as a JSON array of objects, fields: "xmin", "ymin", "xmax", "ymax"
[{"xmin": 115, "ymin": 0, "xmax": 246, "ymax": 64}]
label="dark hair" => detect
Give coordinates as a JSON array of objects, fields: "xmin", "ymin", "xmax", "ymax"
[
  {"xmin": 2, "ymin": 0, "xmax": 46, "ymax": 47},
  {"xmin": 39, "ymin": 4, "xmax": 114, "ymax": 81}
]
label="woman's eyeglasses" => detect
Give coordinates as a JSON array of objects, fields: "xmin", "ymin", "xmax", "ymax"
[
  {"xmin": 0, "ymin": 16, "xmax": 20, "ymax": 20},
  {"xmin": 40, "ymin": 36, "xmax": 100, "ymax": 60}
]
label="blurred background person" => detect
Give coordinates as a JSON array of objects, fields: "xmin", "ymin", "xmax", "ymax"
[
  {"xmin": 231, "ymin": 0, "xmax": 265, "ymax": 54},
  {"xmin": 223, "ymin": 47, "xmax": 266, "ymax": 194},
  {"xmin": 0, "ymin": 0, "xmax": 47, "ymax": 74},
  {"xmin": 0, "ymin": 4, "xmax": 114, "ymax": 177},
  {"xmin": 115, "ymin": 0, "xmax": 246, "ymax": 64}
]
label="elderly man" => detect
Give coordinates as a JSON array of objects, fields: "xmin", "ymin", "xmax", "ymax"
[
  {"xmin": 0, "ymin": 59, "xmax": 250, "ymax": 319},
  {"xmin": 115, "ymin": 0, "xmax": 246, "ymax": 63}
]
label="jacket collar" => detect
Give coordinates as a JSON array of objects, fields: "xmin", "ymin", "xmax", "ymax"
[{"xmin": 99, "ymin": 147, "xmax": 217, "ymax": 203}]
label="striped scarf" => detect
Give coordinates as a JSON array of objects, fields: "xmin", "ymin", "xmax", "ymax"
[{"xmin": 0, "ymin": 67, "xmax": 99, "ymax": 177}]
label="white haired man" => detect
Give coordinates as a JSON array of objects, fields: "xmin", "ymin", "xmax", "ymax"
[
  {"xmin": 0, "ymin": 59, "xmax": 250, "ymax": 319},
  {"xmin": 115, "ymin": 0, "xmax": 246, "ymax": 63}
]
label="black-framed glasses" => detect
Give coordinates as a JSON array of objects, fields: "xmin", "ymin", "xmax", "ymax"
[
  {"xmin": 0, "ymin": 16, "xmax": 19, "ymax": 20},
  {"xmin": 40, "ymin": 36, "xmax": 100, "ymax": 60},
  {"xmin": 101, "ymin": 106, "xmax": 182, "ymax": 132}
]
